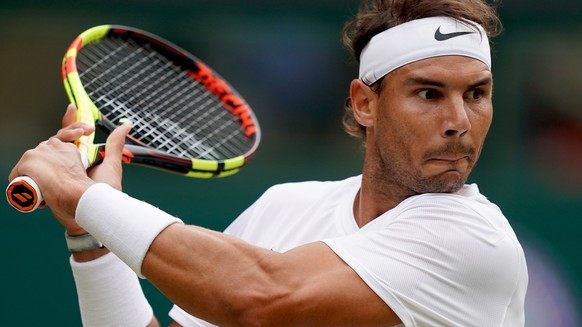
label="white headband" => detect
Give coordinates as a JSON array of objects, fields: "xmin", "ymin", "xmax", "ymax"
[{"xmin": 359, "ymin": 16, "xmax": 491, "ymax": 85}]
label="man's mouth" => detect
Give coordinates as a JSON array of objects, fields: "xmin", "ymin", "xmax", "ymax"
[{"xmin": 429, "ymin": 155, "xmax": 470, "ymax": 163}]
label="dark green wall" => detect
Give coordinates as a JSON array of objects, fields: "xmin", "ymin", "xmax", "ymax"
[{"xmin": 1, "ymin": 1, "xmax": 580, "ymax": 325}]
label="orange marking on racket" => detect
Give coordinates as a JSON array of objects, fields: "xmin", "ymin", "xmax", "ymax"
[
  {"xmin": 70, "ymin": 36, "xmax": 84, "ymax": 52},
  {"xmin": 98, "ymin": 149, "xmax": 135, "ymax": 164},
  {"xmin": 188, "ymin": 63, "xmax": 257, "ymax": 138},
  {"xmin": 65, "ymin": 55, "xmax": 77, "ymax": 74},
  {"xmin": 13, "ymin": 193, "xmax": 32, "ymax": 202},
  {"xmin": 121, "ymin": 148, "xmax": 135, "ymax": 164},
  {"xmin": 6, "ymin": 179, "xmax": 39, "ymax": 212}
]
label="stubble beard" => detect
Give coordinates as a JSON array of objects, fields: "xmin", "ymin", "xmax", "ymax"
[{"xmin": 373, "ymin": 143, "xmax": 478, "ymax": 198}]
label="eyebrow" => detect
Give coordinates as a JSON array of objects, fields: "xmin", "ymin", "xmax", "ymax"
[
  {"xmin": 469, "ymin": 76, "xmax": 493, "ymax": 89},
  {"xmin": 403, "ymin": 76, "xmax": 493, "ymax": 88},
  {"xmin": 403, "ymin": 77, "xmax": 445, "ymax": 87}
]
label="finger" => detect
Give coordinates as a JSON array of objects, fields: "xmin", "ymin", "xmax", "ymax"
[
  {"xmin": 62, "ymin": 104, "xmax": 77, "ymax": 127},
  {"xmin": 58, "ymin": 104, "xmax": 95, "ymax": 141},
  {"xmin": 55, "ymin": 127, "xmax": 85, "ymax": 142},
  {"xmin": 102, "ymin": 122, "xmax": 131, "ymax": 166},
  {"xmin": 54, "ymin": 111, "xmax": 96, "ymax": 143},
  {"xmin": 54, "ymin": 125, "xmax": 95, "ymax": 142}
]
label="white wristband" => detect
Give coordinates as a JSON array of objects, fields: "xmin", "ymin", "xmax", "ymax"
[
  {"xmin": 70, "ymin": 252, "xmax": 153, "ymax": 327},
  {"xmin": 75, "ymin": 183, "xmax": 183, "ymax": 277}
]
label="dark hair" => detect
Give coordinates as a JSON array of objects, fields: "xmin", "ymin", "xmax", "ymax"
[{"xmin": 342, "ymin": 0, "xmax": 503, "ymax": 139}]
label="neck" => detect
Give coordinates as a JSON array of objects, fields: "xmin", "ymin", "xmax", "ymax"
[{"xmin": 354, "ymin": 158, "xmax": 417, "ymax": 228}]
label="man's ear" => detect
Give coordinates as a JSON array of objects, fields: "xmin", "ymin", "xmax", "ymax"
[{"xmin": 349, "ymin": 79, "xmax": 377, "ymax": 128}]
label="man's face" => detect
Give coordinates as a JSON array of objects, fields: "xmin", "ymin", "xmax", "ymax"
[{"xmin": 368, "ymin": 56, "xmax": 493, "ymax": 195}]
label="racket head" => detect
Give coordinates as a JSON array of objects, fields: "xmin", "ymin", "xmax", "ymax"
[{"xmin": 62, "ymin": 25, "xmax": 260, "ymax": 176}]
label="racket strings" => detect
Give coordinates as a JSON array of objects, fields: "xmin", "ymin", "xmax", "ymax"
[
  {"xmin": 78, "ymin": 40, "xmax": 225, "ymax": 156},
  {"xmin": 75, "ymin": 36, "xmax": 253, "ymax": 161}
]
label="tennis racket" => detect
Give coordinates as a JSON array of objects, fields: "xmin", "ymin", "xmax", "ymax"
[{"xmin": 6, "ymin": 24, "xmax": 261, "ymax": 213}]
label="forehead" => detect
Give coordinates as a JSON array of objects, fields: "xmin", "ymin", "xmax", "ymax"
[{"xmin": 388, "ymin": 56, "xmax": 492, "ymax": 84}]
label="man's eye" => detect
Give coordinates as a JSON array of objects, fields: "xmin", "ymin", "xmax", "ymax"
[
  {"xmin": 419, "ymin": 89, "xmax": 438, "ymax": 100},
  {"xmin": 469, "ymin": 89, "xmax": 484, "ymax": 99}
]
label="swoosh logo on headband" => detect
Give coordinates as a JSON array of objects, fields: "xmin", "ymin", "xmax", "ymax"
[{"xmin": 434, "ymin": 26, "xmax": 475, "ymax": 41}]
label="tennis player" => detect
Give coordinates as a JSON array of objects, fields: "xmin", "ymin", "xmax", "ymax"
[{"xmin": 9, "ymin": 0, "xmax": 528, "ymax": 326}]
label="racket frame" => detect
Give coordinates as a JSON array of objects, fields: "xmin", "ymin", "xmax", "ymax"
[{"xmin": 62, "ymin": 24, "xmax": 261, "ymax": 178}]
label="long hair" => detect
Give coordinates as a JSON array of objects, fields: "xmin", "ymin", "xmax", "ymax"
[{"xmin": 342, "ymin": 0, "xmax": 503, "ymax": 139}]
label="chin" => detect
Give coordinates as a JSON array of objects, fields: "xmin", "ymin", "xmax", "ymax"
[{"xmin": 414, "ymin": 172, "xmax": 467, "ymax": 194}]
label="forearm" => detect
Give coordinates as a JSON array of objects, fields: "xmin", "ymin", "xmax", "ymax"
[
  {"xmin": 66, "ymin": 226, "xmax": 157, "ymax": 326},
  {"xmin": 71, "ymin": 253, "xmax": 161, "ymax": 327},
  {"xmin": 142, "ymin": 224, "xmax": 291, "ymax": 326},
  {"xmin": 74, "ymin": 183, "xmax": 293, "ymax": 325},
  {"xmin": 69, "ymin": 230, "xmax": 283, "ymax": 326},
  {"xmin": 143, "ymin": 225, "xmax": 396, "ymax": 327},
  {"xmin": 70, "ymin": 251, "xmax": 155, "ymax": 327},
  {"xmin": 75, "ymin": 183, "xmax": 183, "ymax": 277}
]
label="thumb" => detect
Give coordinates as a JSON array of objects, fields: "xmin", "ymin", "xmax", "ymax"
[
  {"xmin": 86, "ymin": 123, "xmax": 131, "ymax": 191},
  {"xmin": 102, "ymin": 122, "xmax": 132, "ymax": 167},
  {"xmin": 61, "ymin": 103, "xmax": 77, "ymax": 127}
]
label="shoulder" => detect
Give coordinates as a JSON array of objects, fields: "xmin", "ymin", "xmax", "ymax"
[
  {"xmin": 390, "ymin": 184, "xmax": 512, "ymax": 234},
  {"xmin": 361, "ymin": 184, "xmax": 527, "ymax": 293},
  {"xmin": 332, "ymin": 183, "xmax": 526, "ymax": 289},
  {"xmin": 260, "ymin": 175, "xmax": 361, "ymax": 205},
  {"xmin": 224, "ymin": 175, "xmax": 361, "ymax": 242},
  {"xmin": 265, "ymin": 175, "xmax": 361, "ymax": 196},
  {"xmin": 324, "ymin": 184, "xmax": 527, "ymax": 325}
]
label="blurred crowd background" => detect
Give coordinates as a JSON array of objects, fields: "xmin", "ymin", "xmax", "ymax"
[{"xmin": 0, "ymin": 1, "xmax": 580, "ymax": 325}]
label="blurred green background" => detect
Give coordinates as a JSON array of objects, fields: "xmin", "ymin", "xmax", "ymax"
[{"xmin": 1, "ymin": 1, "xmax": 580, "ymax": 325}]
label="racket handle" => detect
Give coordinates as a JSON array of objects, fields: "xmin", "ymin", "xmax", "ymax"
[
  {"xmin": 6, "ymin": 150, "xmax": 91, "ymax": 213},
  {"xmin": 6, "ymin": 176, "xmax": 44, "ymax": 213}
]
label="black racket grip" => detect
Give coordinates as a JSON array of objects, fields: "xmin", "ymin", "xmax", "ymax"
[{"xmin": 6, "ymin": 176, "xmax": 44, "ymax": 213}]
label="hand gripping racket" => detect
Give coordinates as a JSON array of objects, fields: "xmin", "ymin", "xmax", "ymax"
[{"xmin": 7, "ymin": 25, "xmax": 260, "ymax": 213}]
